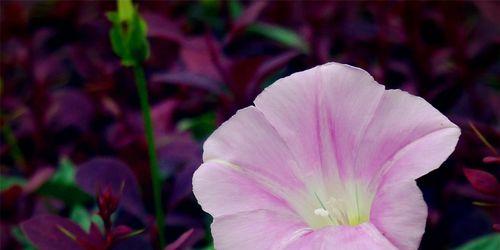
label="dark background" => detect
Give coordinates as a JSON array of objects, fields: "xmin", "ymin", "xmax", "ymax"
[{"xmin": 1, "ymin": 1, "xmax": 499, "ymax": 249}]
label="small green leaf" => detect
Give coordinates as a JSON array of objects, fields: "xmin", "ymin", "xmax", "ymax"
[
  {"xmin": 51, "ymin": 157, "xmax": 75, "ymax": 185},
  {"xmin": 229, "ymin": 0, "xmax": 243, "ymax": 20},
  {"xmin": 0, "ymin": 175, "xmax": 26, "ymax": 191},
  {"xmin": 70, "ymin": 205, "xmax": 93, "ymax": 232},
  {"xmin": 37, "ymin": 182, "xmax": 92, "ymax": 206},
  {"xmin": 247, "ymin": 23, "xmax": 309, "ymax": 53},
  {"xmin": 456, "ymin": 233, "xmax": 500, "ymax": 250},
  {"xmin": 178, "ymin": 112, "xmax": 216, "ymax": 140},
  {"xmin": 36, "ymin": 158, "xmax": 92, "ymax": 206},
  {"xmin": 11, "ymin": 227, "xmax": 36, "ymax": 250}
]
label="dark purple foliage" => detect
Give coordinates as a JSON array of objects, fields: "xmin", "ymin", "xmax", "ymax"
[
  {"xmin": 76, "ymin": 158, "xmax": 146, "ymax": 221},
  {"xmin": 21, "ymin": 215, "xmax": 87, "ymax": 250},
  {"xmin": 464, "ymin": 168, "xmax": 500, "ymax": 197},
  {"xmin": 1, "ymin": 0, "xmax": 499, "ymax": 249}
]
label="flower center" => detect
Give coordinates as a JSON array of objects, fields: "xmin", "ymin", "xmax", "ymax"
[{"xmin": 301, "ymin": 183, "xmax": 373, "ymax": 229}]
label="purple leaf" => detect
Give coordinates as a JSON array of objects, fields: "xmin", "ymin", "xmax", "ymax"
[
  {"xmin": 254, "ymin": 51, "xmax": 299, "ymax": 83},
  {"xmin": 111, "ymin": 236, "xmax": 152, "ymax": 250},
  {"xmin": 164, "ymin": 228, "xmax": 203, "ymax": 250},
  {"xmin": 157, "ymin": 133, "xmax": 201, "ymax": 207},
  {"xmin": 227, "ymin": 1, "xmax": 268, "ymax": 43},
  {"xmin": 180, "ymin": 37, "xmax": 229, "ymax": 82},
  {"xmin": 106, "ymin": 114, "xmax": 144, "ymax": 150},
  {"xmin": 76, "ymin": 158, "xmax": 146, "ymax": 220},
  {"xmin": 473, "ymin": 1, "xmax": 500, "ymax": 25},
  {"xmin": 44, "ymin": 89, "xmax": 94, "ymax": 132},
  {"xmin": 151, "ymin": 72, "xmax": 222, "ymax": 94},
  {"xmin": 21, "ymin": 215, "xmax": 86, "ymax": 250},
  {"xmin": 152, "ymin": 100, "xmax": 178, "ymax": 135},
  {"xmin": 143, "ymin": 12, "xmax": 185, "ymax": 43}
]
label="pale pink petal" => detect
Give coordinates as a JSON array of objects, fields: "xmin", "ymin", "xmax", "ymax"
[
  {"xmin": 355, "ymin": 89, "xmax": 460, "ymax": 186},
  {"xmin": 193, "ymin": 62, "xmax": 460, "ymax": 249},
  {"xmin": 370, "ymin": 180, "xmax": 427, "ymax": 250},
  {"xmin": 254, "ymin": 63, "xmax": 385, "ymax": 185},
  {"xmin": 254, "ymin": 63, "xmax": 459, "ymax": 188},
  {"xmin": 283, "ymin": 223, "xmax": 397, "ymax": 250},
  {"xmin": 192, "ymin": 161, "xmax": 291, "ymax": 217},
  {"xmin": 203, "ymin": 106, "xmax": 304, "ymax": 194},
  {"xmin": 211, "ymin": 210, "xmax": 308, "ymax": 250}
]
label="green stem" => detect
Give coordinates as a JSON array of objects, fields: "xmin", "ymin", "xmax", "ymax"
[
  {"xmin": 2, "ymin": 123, "xmax": 27, "ymax": 172},
  {"xmin": 133, "ymin": 65, "xmax": 166, "ymax": 248}
]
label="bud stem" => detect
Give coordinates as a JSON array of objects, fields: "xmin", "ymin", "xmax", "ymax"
[{"xmin": 133, "ymin": 65, "xmax": 166, "ymax": 248}]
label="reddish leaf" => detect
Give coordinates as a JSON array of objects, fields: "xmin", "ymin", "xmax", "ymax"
[
  {"xmin": 464, "ymin": 168, "xmax": 500, "ymax": 196},
  {"xmin": 21, "ymin": 215, "xmax": 87, "ymax": 250},
  {"xmin": 0, "ymin": 185, "xmax": 23, "ymax": 211},
  {"xmin": 483, "ymin": 156, "xmax": 500, "ymax": 164},
  {"xmin": 110, "ymin": 225, "xmax": 133, "ymax": 239},
  {"xmin": 228, "ymin": 51, "xmax": 298, "ymax": 103},
  {"xmin": 228, "ymin": 57, "xmax": 265, "ymax": 101}
]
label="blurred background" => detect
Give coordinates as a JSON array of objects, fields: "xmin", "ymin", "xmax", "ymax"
[{"xmin": 1, "ymin": 0, "xmax": 499, "ymax": 249}]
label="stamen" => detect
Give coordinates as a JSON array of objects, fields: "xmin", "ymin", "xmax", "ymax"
[
  {"xmin": 313, "ymin": 192, "xmax": 336, "ymax": 224},
  {"xmin": 314, "ymin": 208, "xmax": 329, "ymax": 217}
]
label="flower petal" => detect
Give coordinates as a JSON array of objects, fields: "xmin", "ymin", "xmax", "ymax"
[
  {"xmin": 192, "ymin": 161, "xmax": 291, "ymax": 217},
  {"xmin": 283, "ymin": 223, "xmax": 397, "ymax": 250},
  {"xmin": 211, "ymin": 210, "xmax": 308, "ymax": 250},
  {"xmin": 203, "ymin": 106, "xmax": 305, "ymax": 197},
  {"xmin": 254, "ymin": 63, "xmax": 385, "ymax": 186},
  {"xmin": 355, "ymin": 89, "xmax": 460, "ymax": 186},
  {"xmin": 370, "ymin": 180, "xmax": 427, "ymax": 250}
]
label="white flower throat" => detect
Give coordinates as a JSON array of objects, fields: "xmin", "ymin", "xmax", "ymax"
[
  {"xmin": 301, "ymin": 184, "xmax": 374, "ymax": 229},
  {"xmin": 313, "ymin": 192, "xmax": 352, "ymax": 226}
]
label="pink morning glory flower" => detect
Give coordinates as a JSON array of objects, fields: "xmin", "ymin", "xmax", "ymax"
[{"xmin": 193, "ymin": 63, "xmax": 460, "ymax": 249}]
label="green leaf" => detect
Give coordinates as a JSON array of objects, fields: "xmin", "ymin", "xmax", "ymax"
[
  {"xmin": 247, "ymin": 23, "xmax": 309, "ymax": 53},
  {"xmin": 228, "ymin": 0, "xmax": 243, "ymax": 20},
  {"xmin": 178, "ymin": 112, "xmax": 216, "ymax": 140},
  {"xmin": 36, "ymin": 158, "xmax": 92, "ymax": 206},
  {"xmin": 51, "ymin": 157, "xmax": 75, "ymax": 185},
  {"xmin": 200, "ymin": 0, "xmax": 220, "ymax": 13},
  {"xmin": 37, "ymin": 182, "xmax": 92, "ymax": 206},
  {"xmin": 107, "ymin": 0, "xmax": 150, "ymax": 67},
  {"xmin": 70, "ymin": 205, "xmax": 93, "ymax": 232},
  {"xmin": 11, "ymin": 227, "xmax": 36, "ymax": 250},
  {"xmin": 456, "ymin": 233, "xmax": 500, "ymax": 250},
  {"xmin": 0, "ymin": 175, "xmax": 26, "ymax": 191},
  {"xmin": 188, "ymin": 0, "xmax": 223, "ymax": 30}
]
